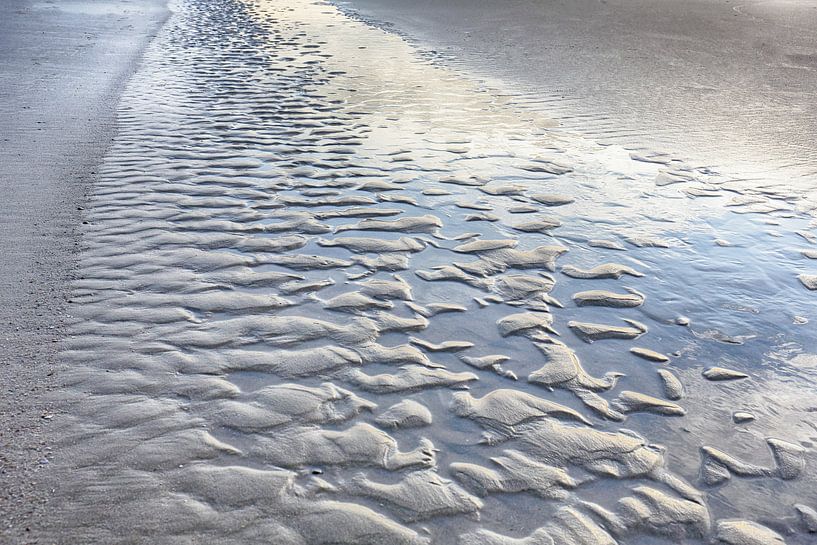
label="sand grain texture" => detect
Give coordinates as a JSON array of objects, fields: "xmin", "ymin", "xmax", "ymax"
[{"xmin": 0, "ymin": 0, "xmax": 168, "ymax": 539}]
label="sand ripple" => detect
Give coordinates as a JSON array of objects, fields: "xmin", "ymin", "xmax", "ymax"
[{"xmin": 50, "ymin": 0, "xmax": 816, "ymax": 542}]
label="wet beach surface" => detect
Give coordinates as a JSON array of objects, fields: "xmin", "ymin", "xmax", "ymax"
[
  {"xmin": 11, "ymin": 0, "xmax": 817, "ymax": 543},
  {"xmin": 337, "ymin": 0, "xmax": 817, "ymax": 186}
]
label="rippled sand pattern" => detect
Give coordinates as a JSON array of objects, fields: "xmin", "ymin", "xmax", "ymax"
[{"xmin": 54, "ymin": 0, "xmax": 817, "ymax": 543}]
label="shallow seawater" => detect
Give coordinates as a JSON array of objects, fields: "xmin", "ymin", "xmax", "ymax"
[
  {"xmin": 334, "ymin": 0, "xmax": 817, "ymax": 197},
  {"xmin": 51, "ymin": 0, "xmax": 817, "ymax": 543}
]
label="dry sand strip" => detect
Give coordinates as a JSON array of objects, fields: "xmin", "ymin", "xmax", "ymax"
[{"xmin": 0, "ymin": 0, "xmax": 168, "ymax": 540}]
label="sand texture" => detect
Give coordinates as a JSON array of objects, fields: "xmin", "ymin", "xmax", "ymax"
[
  {"xmin": 337, "ymin": 0, "xmax": 817, "ymax": 187},
  {"xmin": 25, "ymin": 0, "xmax": 817, "ymax": 543}
]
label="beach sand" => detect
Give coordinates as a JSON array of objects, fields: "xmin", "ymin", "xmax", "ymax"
[
  {"xmin": 338, "ymin": 0, "xmax": 817, "ymax": 185},
  {"xmin": 2, "ymin": 0, "xmax": 816, "ymax": 543},
  {"xmin": 0, "ymin": 0, "xmax": 166, "ymax": 539}
]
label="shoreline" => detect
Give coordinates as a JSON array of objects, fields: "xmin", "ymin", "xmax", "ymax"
[{"xmin": 0, "ymin": 0, "xmax": 168, "ymax": 540}]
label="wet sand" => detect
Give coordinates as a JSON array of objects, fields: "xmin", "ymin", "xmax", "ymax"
[
  {"xmin": 5, "ymin": 0, "xmax": 817, "ymax": 543},
  {"xmin": 337, "ymin": 0, "xmax": 817, "ymax": 185},
  {"xmin": 0, "ymin": 0, "xmax": 167, "ymax": 539}
]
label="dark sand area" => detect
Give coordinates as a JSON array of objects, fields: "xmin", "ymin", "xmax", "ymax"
[
  {"xmin": 0, "ymin": 0, "xmax": 167, "ymax": 539},
  {"xmin": 338, "ymin": 0, "xmax": 817, "ymax": 183}
]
